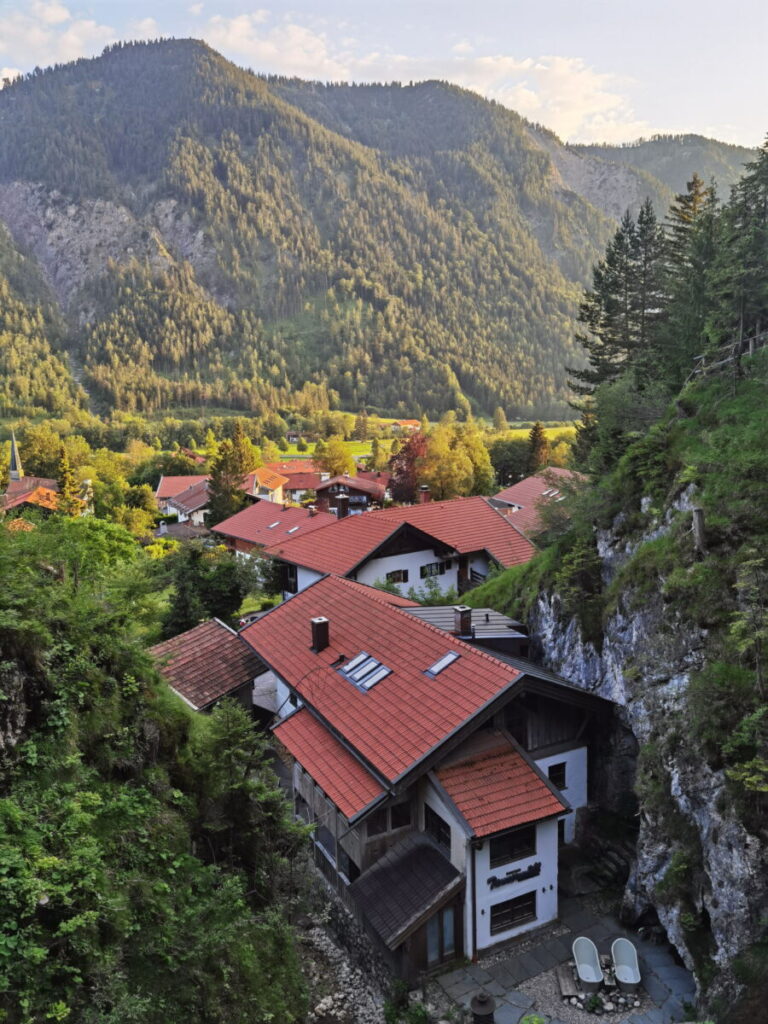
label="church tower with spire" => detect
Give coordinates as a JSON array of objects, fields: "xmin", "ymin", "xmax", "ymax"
[{"xmin": 9, "ymin": 431, "xmax": 23, "ymax": 482}]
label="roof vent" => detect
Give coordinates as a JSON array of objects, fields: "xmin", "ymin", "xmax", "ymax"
[
  {"xmin": 311, "ymin": 616, "xmax": 329, "ymax": 652},
  {"xmin": 453, "ymin": 605, "xmax": 472, "ymax": 636},
  {"xmin": 426, "ymin": 651, "xmax": 460, "ymax": 676}
]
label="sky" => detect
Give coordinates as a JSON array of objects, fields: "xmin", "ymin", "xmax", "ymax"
[{"xmin": 0, "ymin": 0, "xmax": 765, "ymax": 146}]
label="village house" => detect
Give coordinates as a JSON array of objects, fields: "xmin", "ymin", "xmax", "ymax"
[
  {"xmin": 1, "ymin": 433, "xmax": 89, "ymax": 516},
  {"xmin": 155, "ymin": 475, "xmax": 208, "ymax": 514},
  {"xmin": 165, "ymin": 478, "xmax": 211, "ymax": 526},
  {"xmin": 150, "ymin": 618, "xmax": 267, "ymax": 714},
  {"xmin": 239, "ymin": 575, "xmax": 612, "ymax": 982},
  {"xmin": 282, "ymin": 472, "xmax": 325, "ymax": 503},
  {"xmin": 243, "ymin": 466, "xmax": 290, "ymax": 504},
  {"xmin": 263, "ymin": 496, "xmax": 536, "ymax": 598},
  {"xmin": 315, "ymin": 474, "xmax": 387, "ymax": 515},
  {"xmin": 491, "ymin": 467, "xmax": 583, "ymax": 536},
  {"xmin": 212, "ymin": 500, "xmax": 336, "ymax": 557}
]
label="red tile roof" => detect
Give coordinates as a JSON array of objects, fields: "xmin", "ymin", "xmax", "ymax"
[
  {"xmin": 243, "ymin": 575, "xmax": 520, "ymax": 784},
  {"xmin": 5, "ymin": 518, "xmax": 36, "ymax": 532},
  {"xmin": 212, "ymin": 500, "xmax": 336, "ymax": 547},
  {"xmin": 4, "ymin": 476, "xmax": 58, "ymax": 497},
  {"xmin": 167, "ymin": 479, "xmax": 210, "ymax": 515},
  {"xmin": 493, "ymin": 468, "xmax": 583, "ymax": 535},
  {"xmin": 151, "ymin": 618, "xmax": 265, "ymax": 710},
  {"xmin": 3, "ymin": 486, "xmax": 61, "ymax": 512},
  {"xmin": 437, "ymin": 741, "xmax": 567, "ymax": 837},
  {"xmin": 156, "ymin": 475, "xmax": 208, "ymax": 500},
  {"xmin": 374, "ymin": 496, "xmax": 536, "ymax": 568},
  {"xmin": 356, "ymin": 470, "xmax": 392, "ymax": 488},
  {"xmin": 263, "ymin": 514, "xmax": 400, "ymax": 574},
  {"xmin": 264, "ymin": 459, "xmax": 319, "ymax": 476},
  {"xmin": 283, "ymin": 473, "xmax": 324, "ymax": 492},
  {"xmin": 246, "ymin": 466, "xmax": 290, "ymax": 492},
  {"xmin": 316, "ymin": 475, "xmax": 386, "ymax": 499},
  {"xmin": 275, "ymin": 710, "xmax": 385, "ymax": 818}
]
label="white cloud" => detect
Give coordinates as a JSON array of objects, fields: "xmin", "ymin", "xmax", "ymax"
[
  {"xmin": 200, "ymin": 15, "xmax": 646, "ymax": 142},
  {"xmin": 1, "ymin": 66, "xmax": 22, "ymax": 85},
  {"xmin": 0, "ymin": 2, "xmax": 115, "ymax": 67},
  {"xmin": 130, "ymin": 17, "xmax": 160, "ymax": 39},
  {"xmin": 188, "ymin": 3, "xmax": 204, "ymax": 14}
]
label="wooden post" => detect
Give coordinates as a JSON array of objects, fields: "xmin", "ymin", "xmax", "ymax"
[{"xmin": 692, "ymin": 508, "xmax": 706, "ymax": 559}]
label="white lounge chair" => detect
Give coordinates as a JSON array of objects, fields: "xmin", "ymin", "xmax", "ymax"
[
  {"xmin": 612, "ymin": 937, "xmax": 641, "ymax": 994},
  {"xmin": 572, "ymin": 936, "xmax": 604, "ymax": 993}
]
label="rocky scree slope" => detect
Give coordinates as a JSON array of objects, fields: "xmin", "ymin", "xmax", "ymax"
[{"xmin": 468, "ymin": 352, "xmax": 768, "ymax": 1020}]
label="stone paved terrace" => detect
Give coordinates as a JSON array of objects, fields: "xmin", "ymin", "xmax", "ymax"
[{"xmin": 435, "ymin": 900, "xmax": 697, "ymax": 1024}]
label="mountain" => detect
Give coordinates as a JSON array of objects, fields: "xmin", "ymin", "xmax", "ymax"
[
  {"xmin": 0, "ymin": 40, "xmax": 756, "ymax": 421},
  {"xmin": 574, "ymin": 134, "xmax": 757, "ymax": 196}
]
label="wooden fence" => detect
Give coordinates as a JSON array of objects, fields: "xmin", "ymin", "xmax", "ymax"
[{"xmin": 686, "ymin": 329, "xmax": 768, "ymax": 384}]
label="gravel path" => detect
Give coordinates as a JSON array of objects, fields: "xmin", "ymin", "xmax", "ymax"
[{"xmin": 518, "ymin": 967, "xmax": 651, "ymax": 1024}]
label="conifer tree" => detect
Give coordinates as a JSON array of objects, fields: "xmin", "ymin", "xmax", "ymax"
[
  {"xmin": 56, "ymin": 445, "xmax": 81, "ymax": 517},
  {"xmin": 492, "ymin": 406, "xmax": 508, "ymax": 432},
  {"xmin": 526, "ymin": 422, "xmax": 550, "ymax": 475},
  {"xmin": 207, "ymin": 427, "xmax": 257, "ymax": 526}
]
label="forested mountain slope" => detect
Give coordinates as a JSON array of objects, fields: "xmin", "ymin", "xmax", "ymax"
[
  {"xmin": 0, "ymin": 40, "xmax": 752, "ymax": 420},
  {"xmin": 574, "ymin": 134, "xmax": 757, "ymax": 196}
]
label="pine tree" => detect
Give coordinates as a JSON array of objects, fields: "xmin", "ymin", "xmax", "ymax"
[
  {"xmin": 526, "ymin": 422, "xmax": 550, "ymax": 475},
  {"xmin": 56, "ymin": 445, "xmax": 81, "ymax": 517},
  {"xmin": 492, "ymin": 406, "xmax": 508, "ymax": 432},
  {"xmin": 207, "ymin": 436, "xmax": 254, "ymax": 526}
]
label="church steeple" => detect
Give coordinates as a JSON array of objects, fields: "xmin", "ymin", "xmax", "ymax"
[{"xmin": 9, "ymin": 431, "xmax": 23, "ymax": 481}]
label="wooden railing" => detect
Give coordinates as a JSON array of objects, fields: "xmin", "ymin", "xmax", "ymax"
[{"xmin": 686, "ymin": 329, "xmax": 768, "ymax": 384}]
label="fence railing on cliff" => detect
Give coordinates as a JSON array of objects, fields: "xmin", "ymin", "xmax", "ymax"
[{"xmin": 686, "ymin": 329, "xmax": 768, "ymax": 384}]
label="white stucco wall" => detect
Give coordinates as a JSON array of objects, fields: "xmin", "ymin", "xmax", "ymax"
[
  {"xmin": 422, "ymin": 780, "xmax": 469, "ymax": 872},
  {"xmin": 252, "ymin": 668, "xmax": 298, "ymax": 718},
  {"xmin": 473, "ymin": 818, "xmax": 559, "ymax": 950},
  {"xmin": 534, "ymin": 746, "xmax": 587, "ymax": 843},
  {"xmin": 355, "ymin": 549, "xmax": 459, "ymax": 595},
  {"xmin": 295, "ymin": 566, "xmax": 324, "ymax": 593}
]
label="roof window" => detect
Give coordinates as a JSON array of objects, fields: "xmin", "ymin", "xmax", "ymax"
[
  {"xmin": 339, "ymin": 651, "xmax": 391, "ymax": 691},
  {"xmin": 268, "ymin": 521, "xmax": 281, "ymax": 528},
  {"xmin": 287, "ymin": 525, "xmax": 299, "ymax": 533},
  {"xmin": 426, "ymin": 651, "xmax": 460, "ymax": 676}
]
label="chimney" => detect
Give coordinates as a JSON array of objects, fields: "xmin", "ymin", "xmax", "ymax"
[
  {"xmin": 418, "ymin": 484, "xmax": 431, "ymax": 504},
  {"xmin": 308, "ymin": 504, "xmax": 317, "ymax": 517},
  {"xmin": 311, "ymin": 616, "xmax": 329, "ymax": 652},
  {"xmin": 336, "ymin": 494, "xmax": 349, "ymax": 519},
  {"xmin": 453, "ymin": 605, "xmax": 472, "ymax": 636}
]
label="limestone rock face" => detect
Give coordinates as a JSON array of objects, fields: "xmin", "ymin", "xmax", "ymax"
[{"xmin": 528, "ymin": 499, "xmax": 768, "ymax": 1002}]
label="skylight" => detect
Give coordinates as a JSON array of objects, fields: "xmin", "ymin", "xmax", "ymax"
[
  {"xmin": 268, "ymin": 521, "xmax": 281, "ymax": 528},
  {"xmin": 426, "ymin": 651, "xmax": 460, "ymax": 676},
  {"xmin": 287, "ymin": 526, "xmax": 299, "ymax": 533},
  {"xmin": 339, "ymin": 651, "xmax": 391, "ymax": 691}
]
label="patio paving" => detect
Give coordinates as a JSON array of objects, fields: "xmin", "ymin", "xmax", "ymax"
[{"xmin": 435, "ymin": 899, "xmax": 697, "ymax": 1024}]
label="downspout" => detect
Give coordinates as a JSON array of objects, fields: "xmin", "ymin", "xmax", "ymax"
[{"xmin": 471, "ymin": 842, "xmax": 478, "ymax": 962}]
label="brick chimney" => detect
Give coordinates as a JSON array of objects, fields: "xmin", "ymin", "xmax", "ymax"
[
  {"xmin": 336, "ymin": 494, "xmax": 349, "ymax": 519},
  {"xmin": 453, "ymin": 605, "xmax": 472, "ymax": 636},
  {"xmin": 311, "ymin": 616, "xmax": 329, "ymax": 652},
  {"xmin": 418, "ymin": 484, "xmax": 431, "ymax": 504}
]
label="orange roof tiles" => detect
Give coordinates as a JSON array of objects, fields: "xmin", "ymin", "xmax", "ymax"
[
  {"xmin": 3, "ymin": 486, "xmax": 61, "ymax": 511},
  {"xmin": 275, "ymin": 710, "xmax": 385, "ymax": 819},
  {"xmin": 437, "ymin": 742, "xmax": 567, "ymax": 837},
  {"xmin": 262, "ymin": 496, "xmax": 535, "ymax": 576},
  {"xmin": 151, "ymin": 618, "xmax": 265, "ymax": 710},
  {"xmin": 212, "ymin": 501, "xmax": 336, "ymax": 547},
  {"xmin": 156, "ymin": 475, "xmax": 208, "ymax": 500},
  {"xmin": 263, "ymin": 513, "xmax": 400, "ymax": 574},
  {"xmin": 248, "ymin": 466, "xmax": 290, "ymax": 491},
  {"xmin": 493, "ymin": 468, "xmax": 583, "ymax": 535},
  {"xmin": 242, "ymin": 575, "xmax": 520, "ymax": 784},
  {"xmin": 4, "ymin": 476, "xmax": 58, "ymax": 497},
  {"xmin": 264, "ymin": 459, "xmax": 319, "ymax": 476},
  {"xmin": 375, "ymin": 497, "xmax": 536, "ymax": 567}
]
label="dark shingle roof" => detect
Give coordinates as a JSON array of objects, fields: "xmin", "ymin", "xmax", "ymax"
[
  {"xmin": 151, "ymin": 618, "xmax": 265, "ymax": 710},
  {"xmin": 349, "ymin": 833, "xmax": 462, "ymax": 948}
]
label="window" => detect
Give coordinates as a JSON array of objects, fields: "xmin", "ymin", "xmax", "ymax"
[
  {"xmin": 338, "ymin": 848, "xmax": 360, "ymax": 884},
  {"xmin": 490, "ymin": 891, "xmax": 537, "ymax": 934},
  {"xmin": 391, "ymin": 802, "xmax": 412, "ymax": 830},
  {"xmin": 339, "ymin": 652, "xmax": 391, "ymax": 691},
  {"xmin": 489, "ymin": 825, "xmax": 536, "ymax": 868},
  {"xmin": 426, "ymin": 651, "xmax": 460, "ymax": 676},
  {"xmin": 548, "ymin": 762, "xmax": 567, "ymax": 790},
  {"xmin": 386, "ymin": 569, "xmax": 409, "ymax": 584},
  {"xmin": 420, "ymin": 561, "xmax": 447, "ymax": 579},
  {"xmin": 427, "ymin": 904, "xmax": 458, "ymax": 966},
  {"xmin": 425, "ymin": 804, "xmax": 451, "ymax": 853},
  {"xmin": 284, "ymin": 564, "xmax": 298, "ymax": 594},
  {"xmin": 366, "ymin": 808, "xmax": 388, "ymax": 837}
]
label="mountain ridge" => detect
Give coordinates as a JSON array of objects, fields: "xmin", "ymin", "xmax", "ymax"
[{"xmin": 0, "ymin": 39, "xmax": 757, "ymax": 420}]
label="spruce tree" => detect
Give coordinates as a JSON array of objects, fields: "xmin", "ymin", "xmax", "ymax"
[
  {"xmin": 526, "ymin": 422, "xmax": 550, "ymax": 475},
  {"xmin": 493, "ymin": 406, "xmax": 509, "ymax": 432},
  {"xmin": 56, "ymin": 445, "xmax": 81, "ymax": 517}
]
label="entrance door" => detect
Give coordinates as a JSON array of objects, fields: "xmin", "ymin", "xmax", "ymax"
[{"xmin": 426, "ymin": 903, "xmax": 461, "ymax": 968}]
